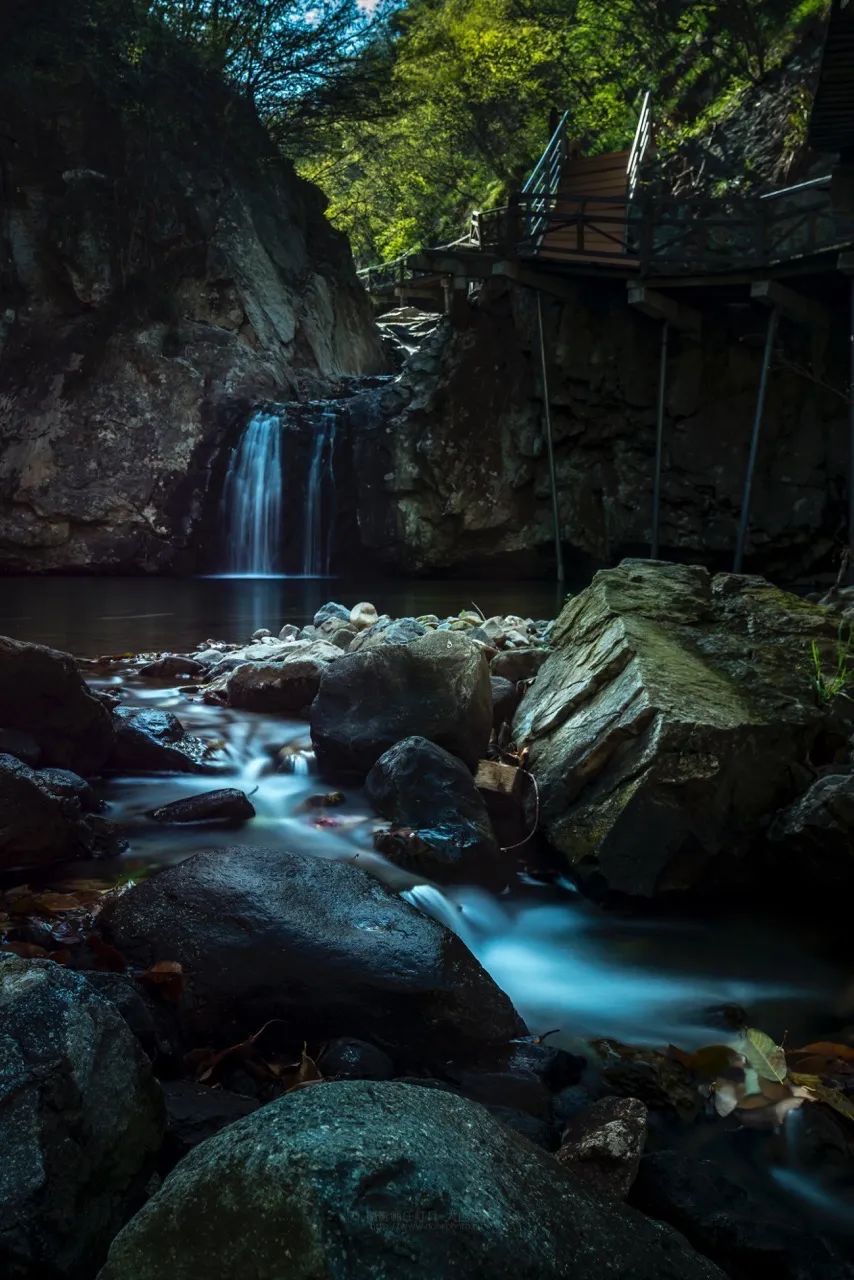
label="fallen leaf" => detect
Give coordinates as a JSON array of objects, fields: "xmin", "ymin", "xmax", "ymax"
[
  {"xmin": 713, "ymin": 1079, "xmax": 742, "ymax": 1117},
  {"xmin": 85, "ymin": 933, "xmax": 127, "ymax": 972},
  {"xmin": 739, "ymin": 1027, "xmax": 787, "ymax": 1083},
  {"xmin": 790, "ymin": 1041, "xmax": 854, "ymax": 1063},
  {"xmin": 790, "ymin": 1073, "xmax": 854, "ymax": 1124},
  {"xmin": 138, "ymin": 960, "xmax": 185, "ymax": 1004}
]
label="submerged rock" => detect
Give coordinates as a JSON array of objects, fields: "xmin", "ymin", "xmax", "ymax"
[
  {"xmin": 311, "ymin": 630, "xmax": 492, "ymax": 777},
  {"xmin": 514, "ymin": 561, "xmax": 840, "ymax": 897},
  {"xmin": 97, "ymin": 845, "xmax": 523, "ymax": 1054},
  {"xmin": 109, "ymin": 707, "xmax": 206, "ymax": 773},
  {"xmin": 0, "ymin": 635, "xmax": 114, "ymax": 774},
  {"xmin": 0, "ymin": 957, "xmax": 164, "ymax": 1279},
  {"xmin": 366, "ymin": 736, "xmax": 504, "ymax": 887},
  {"xmin": 151, "ymin": 788, "xmax": 255, "ymax": 824},
  {"xmin": 97, "ymin": 1081, "xmax": 725, "ymax": 1280}
]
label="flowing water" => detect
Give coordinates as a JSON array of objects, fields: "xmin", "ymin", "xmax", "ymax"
[
  {"xmin": 221, "ymin": 410, "xmax": 285, "ymax": 576},
  {"xmin": 2, "ymin": 580, "xmax": 853, "ymax": 1239},
  {"xmin": 301, "ymin": 410, "xmax": 337, "ymax": 577}
]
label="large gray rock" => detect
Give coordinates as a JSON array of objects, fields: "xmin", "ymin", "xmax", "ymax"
[
  {"xmin": 97, "ymin": 1081, "xmax": 725, "ymax": 1280},
  {"xmin": 311, "ymin": 630, "xmax": 492, "ymax": 777},
  {"xmin": 98, "ymin": 845, "xmax": 523, "ymax": 1054},
  {"xmin": 349, "ymin": 615, "xmax": 428, "ymax": 652},
  {"xmin": 0, "ymin": 636, "xmax": 114, "ymax": 774},
  {"xmin": 0, "ymin": 957, "xmax": 164, "ymax": 1279},
  {"xmin": 514, "ymin": 561, "xmax": 839, "ymax": 897},
  {"xmin": 366, "ymin": 736, "xmax": 505, "ymax": 887},
  {"xmin": 224, "ymin": 640, "xmax": 341, "ymax": 712}
]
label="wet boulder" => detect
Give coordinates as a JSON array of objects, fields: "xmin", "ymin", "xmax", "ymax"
[
  {"xmin": 224, "ymin": 641, "xmax": 341, "ymax": 713},
  {"xmin": 0, "ymin": 753, "xmax": 76, "ymax": 869},
  {"xmin": 366, "ymin": 735, "xmax": 505, "ymax": 887},
  {"xmin": 109, "ymin": 707, "xmax": 207, "ymax": 773},
  {"xmin": 34, "ymin": 766, "xmax": 100, "ymax": 813},
  {"xmin": 98, "ymin": 1081, "xmax": 726, "ymax": 1280},
  {"xmin": 137, "ymin": 654, "xmax": 207, "ymax": 681},
  {"xmin": 0, "ymin": 635, "xmax": 114, "ymax": 774},
  {"xmin": 161, "ymin": 1082, "xmax": 259, "ymax": 1163},
  {"xmin": 151, "ymin": 788, "xmax": 255, "ymax": 824},
  {"xmin": 97, "ymin": 845, "xmax": 523, "ymax": 1055},
  {"xmin": 311, "ymin": 630, "xmax": 492, "ymax": 777},
  {"xmin": 556, "ymin": 1096, "xmax": 647, "ymax": 1198},
  {"xmin": 0, "ymin": 957, "xmax": 164, "ymax": 1279},
  {"xmin": 514, "ymin": 561, "xmax": 840, "ymax": 897}
]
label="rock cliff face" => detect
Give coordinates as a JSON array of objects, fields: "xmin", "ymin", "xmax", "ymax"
[
  {"xmin": 355, "ymin": 277, "xmax": 848, "ymax": 580},
  {"xmin": 0, "ymin": 3, "xmax": 385, "ymax": 573}
]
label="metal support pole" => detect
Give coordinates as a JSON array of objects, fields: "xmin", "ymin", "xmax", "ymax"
[
  {"xmin": 537, "ymin": 291, "xmax": 565, "ymax": 585},
  {"xmin": 651, "ymin": 319, "xmax": 669, "ymax": 559},
  {"xmin": 848, "ymin": 276, "xmax": 854, "ymax": 572},
  {"xmin": 734, "ymin": 306, "xmax": 779, "ymax": 573}
]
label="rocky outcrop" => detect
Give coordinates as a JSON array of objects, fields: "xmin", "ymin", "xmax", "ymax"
[
  {"xmin": 513, "ymin": 560, "xmax": 842, "ymax": 897},
  {"xmin": 0, "ymin": 956, "xmax": 164, "ymax": 1279},
  {"xmin": 0, "ymin": 1, "xmax": 385, "ymax": 573},
  {"xmin": 98, "ymin": 1081, "xmax": 726, "ymax": 1280},
  {"xmin": 97, "ymin": 845, "xmax": 524, "ymax": 1054},
  {"xmin": 355, "ymin": 277, "xmax": 847, "ymax": 579}
]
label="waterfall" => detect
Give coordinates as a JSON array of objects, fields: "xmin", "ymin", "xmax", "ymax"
[
  {"xmin": 221, "ymin": 410, "xmax": 284, "ymax": 576},
  {"xmin": 302, "ymin": 410, "xmax": 337, "ymax": 576}
]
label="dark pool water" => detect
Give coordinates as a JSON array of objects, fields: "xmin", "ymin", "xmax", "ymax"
[{"xmin": 0, "ymin": 575, "xmax": 565, "ymax": 656}]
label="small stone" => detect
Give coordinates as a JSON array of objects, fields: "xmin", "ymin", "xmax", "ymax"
[
  {"xmin": 150, "ymin": 788, "xmax": 255, "ymax": 824},
  {"xmin": 329, "ymin": 627, "xmax": 357, "ymax": 651},
  {"xmin": 350, "ymin": 601, "xmax": 378, "ymax": 631},
  {"xmin": 491, "ymin": 648, "xmax": 549, "ymax": 683},
  {"xmin": 138, "ymin": 654, "xmax": 206, "ymax": 680},
  {"xmin": 278, "ymin": 624, "xmax": 300, "ymax": 641},
  {"xmin": 457, "ymin": 611, "xmax": 482, "ymax": 626},
  {"xmin": 556, "ymin": 1096, "xmax": 647, "ymax": 1198},
  {"xmin": 251, "ymin": 629, "xmax": 272, "ymax": 640},
  {"xmin": 313, "ymin": 602, "xmax": 351, "ymax": 627},
  {"xmin": 306, "ymin": 791, "xmax": 345, "ymax": 807}
]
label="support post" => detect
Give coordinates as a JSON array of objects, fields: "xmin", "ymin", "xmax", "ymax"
[
  {"xmin": 651, "ymin": 320, "xmax": 669, "ymax": 558},
  {"xmin": 733, "ymin": 306, "xmax": 779, "ymax": 574},
  {"xmin": 536, "ymin": 291, "xmax": 565, "ymax": 586},
  {"xmin": 849, "ymin": 275, "xmax": 854, "ymax": 572}
]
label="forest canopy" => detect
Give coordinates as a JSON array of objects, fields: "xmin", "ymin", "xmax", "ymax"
[{"xmin": 32, "ymin": 0, "xmax": 831, "ymax": 263}]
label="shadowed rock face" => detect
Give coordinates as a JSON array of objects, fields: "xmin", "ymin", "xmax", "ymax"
[
  {"xmin": 0, "ymin": 2, "xmax": 385, "ymax": 573},
  {"xmin": 354, "ymin": 277, "xmax": 848, "ymax": 580},
  {"xmin": 0, "ymin": 956, "xmax": 164, "ymax": 1279},
  {"xmin": 514, "ymin": 560, "xmax": 843, "ymax": 898},
  {"xmin": 97, "ymin": 1081, "xmax": 726, "ymax": 1280}
]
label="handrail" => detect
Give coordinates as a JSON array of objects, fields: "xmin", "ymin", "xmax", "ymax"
[
  {"xmin": 522, "ymin": 111, "xmax": 570, "ymax": 195},
  {"xmin": 627, "ymin": 90, "xmax": 652, "ymax": 201}
]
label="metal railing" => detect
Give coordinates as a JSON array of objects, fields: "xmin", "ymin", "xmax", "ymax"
[
  {"xmin": 521, "ymin": 110, "xmax": 569, "ymax": 243},
  {"xmin": 627, "ymin": 91, "xmax": 652, "ymax": 203}
]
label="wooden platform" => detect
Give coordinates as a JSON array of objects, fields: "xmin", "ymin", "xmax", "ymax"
[{"xmin": 538, "ymin": 150, "xmax": 637, "ymax": 264}]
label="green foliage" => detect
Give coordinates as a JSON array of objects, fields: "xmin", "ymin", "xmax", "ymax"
[
  {"xmin": 810, "ymin": 623, "xmax": 854, "ymax": 705},
  {"xmin": 287, "ymin": 0, "xmax": 830, "ymax": 262}
]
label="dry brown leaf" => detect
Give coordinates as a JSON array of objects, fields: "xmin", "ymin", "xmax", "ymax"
[{"xmin": 138, "ymin": 960, "xmax": 185, "ymax": 1004}]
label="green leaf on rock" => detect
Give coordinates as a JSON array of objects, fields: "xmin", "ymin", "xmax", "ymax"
[{"xmin": 739, "ymin": 1027, "xmax": 787, "ymax": 1083}]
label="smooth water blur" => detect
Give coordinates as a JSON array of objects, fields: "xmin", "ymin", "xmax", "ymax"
[
  {"xmin": 302, "ymin": 410, "xmax": 337, "ymax": 576},
  {"xmin": 0, "ymin": 575, "xmax": 565, "ymax": 656},
  {"xmin": 87, "ymin": 673, "xmax": 840, "ymax": 1053},
  {"xmin": 221, "ymin": 410, "xmax": 285, "ymax": 575}
]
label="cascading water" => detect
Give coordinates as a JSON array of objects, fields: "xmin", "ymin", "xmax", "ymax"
[
  {"xmin": 302, "ymin": 409, "xmax": 337, "ymax": 576},
  {"xmin": 221, "ymin": 410, "xmax": 284, "ymax": 576}
]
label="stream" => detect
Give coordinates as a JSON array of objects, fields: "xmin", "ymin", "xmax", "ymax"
[{"xmin": 3, "ymin": 576, "xmax": 854, "ymax": 1247}]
